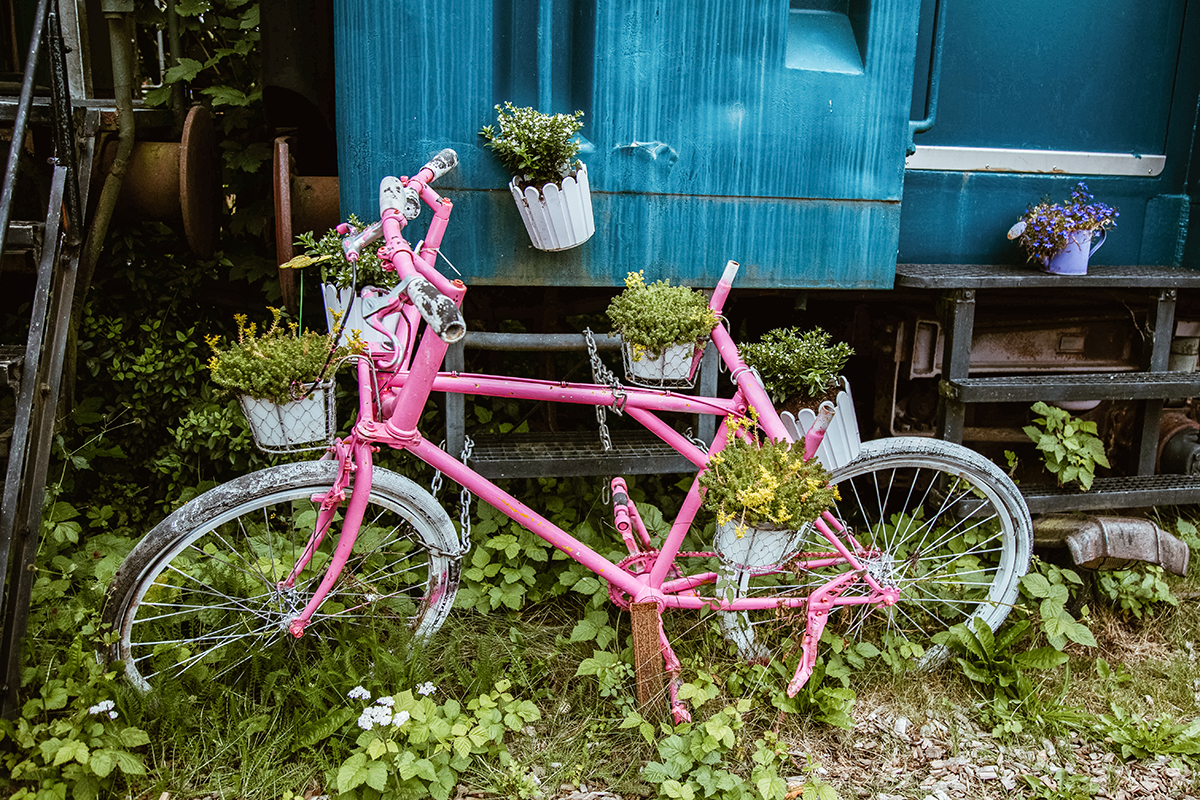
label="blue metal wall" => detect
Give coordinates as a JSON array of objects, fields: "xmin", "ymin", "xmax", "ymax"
[
  {"xmin": 333, "ymin": 0, "xmax": 923, "ymax": 288},
  {"xmin": 900, "ymin": 0, "xmax": 1200, "ymax": 268}
]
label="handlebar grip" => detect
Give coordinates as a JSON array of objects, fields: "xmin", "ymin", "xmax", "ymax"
[
  {"xmin": 403, "ymin": 275, "xmax": 466, "ymax": 343},
  {"xmin": 422, "ymin": 148, "xmax": 459, "ymax": 182}
]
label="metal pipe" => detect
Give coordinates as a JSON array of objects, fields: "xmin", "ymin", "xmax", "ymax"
[
  {"xmin": 908, "ymin": 0, "xmax": 946, "ymax": 150},
  {"xmin": 78, "ymin": 11, "xmax": 136, "ymax": 304}
]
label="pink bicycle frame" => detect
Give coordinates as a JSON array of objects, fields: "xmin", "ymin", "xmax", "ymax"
[{"xmin": 284, "ymin": 164, "xmax": 900, "ymax": 713}]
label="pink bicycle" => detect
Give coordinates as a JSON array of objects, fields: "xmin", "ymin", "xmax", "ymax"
[{"xmin": 102, "ymin": 150, "xmax": 1032, "ymax": 718}]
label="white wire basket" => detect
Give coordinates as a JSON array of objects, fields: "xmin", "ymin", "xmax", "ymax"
[
  {"xmin": 622, "ymin": 341, "xmax": 700, "ymax": 389},
  {"xmin": 714, "ymin": 519, "xmax": 806, "ymax": 572},
  {"xmin": 238, "ymin": 379, "xmax": 336, "ymax": 453}
]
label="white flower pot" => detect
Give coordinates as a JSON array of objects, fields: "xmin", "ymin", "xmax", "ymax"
[
  {"xmin": 510, "ymin": 163, "xmax": 595, "ymax": 251},
  {"xmin": 322, "ymin": 284, "xmax": 392, "ymax": 347},
  {"xmin": 779, "ymin": 377, "xmax": 861, "ymax": 471},
  {"xmin": 714, "ymin": 519, "xmax": 806, "ymax": 571},
  {"xmin": 239, "ymin": 380, "xmax": 335, "ymax": 453},
  {"xmin": 623, "ymin": 341, "xmax": 698, "ymax": 388}
]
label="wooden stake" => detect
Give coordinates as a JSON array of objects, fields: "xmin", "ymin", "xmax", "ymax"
[{"xmin": 630, "ymin": 600, "xmax": 664, "ymax": 721}]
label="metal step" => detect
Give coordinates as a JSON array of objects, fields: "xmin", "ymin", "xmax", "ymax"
[
  {"xmin": 1022, "ymin": 474, "xmax": 1200, "ymax": 514},
  {"xmin": 942, "ymin": 371, "xmax": 1200, "ymax": 404},
  {"xmin": 466, "ymin": 430, "xmax": 699, "ymax": 479},
  {"xmin": 4, "ymin": 222, "xmax": 43, "ymax": 254}
]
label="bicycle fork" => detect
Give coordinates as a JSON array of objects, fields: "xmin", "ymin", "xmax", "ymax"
[{"xmin": 281, "ymin": 438, "xmax": 375, "ymax": 638}]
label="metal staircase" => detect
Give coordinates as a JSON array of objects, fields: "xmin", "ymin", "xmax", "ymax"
[{"xmin": 0, "ymin": 0, "xmax": 91, "ymax": 717}]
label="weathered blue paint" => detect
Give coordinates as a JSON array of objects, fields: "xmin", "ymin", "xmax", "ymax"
[
  {"xmin": 333, "ymin": 0, "xmax": 922, "ymax": 288},
  {"xmin": 901, "ymin": 0, "xmax": 1199, "ymax": 268}
]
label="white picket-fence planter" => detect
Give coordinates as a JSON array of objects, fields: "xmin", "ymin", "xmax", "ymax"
[
  {"xmin": 714, "ymin": 519, "xmax": 806, "ymax": 571},
  {"xmin": 623, "ymin": 341, "xmax": 699, "ymax": 388},
  {"xmin": 779, "ymin": 377, "xmax": 862, "ymax": 472},
  {"xmin": 239, "ymin": 380, "xmax": 335, "ymax": 453},
  {"xmin": 510, "ymin": 164, "xmax": 595, "ymax": 251},
  {"xmin": 322, "ymin": 284, "xmax": 392, "ymax": 347}
]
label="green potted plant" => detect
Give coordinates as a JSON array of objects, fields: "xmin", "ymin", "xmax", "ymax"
[
  {"xmin": 206, "ymin": 308, "xmax": 347, "ymax": 452},
  {"xmin": 740, "ymin": 327, "xmax": 859, "ymax": 470},
  {"xmin": 699, "ymin": 416, "xmax": 839, "ymax": 570},
  {"xmin": 1007, "ymin": 182, "xmax": 1119, "ymax": 275},
  {"xmin": 480, "ymin": 102, "xmax": 594, "ymax": 251},
  {"xmin": 1023, "ymin": 401, "xmax": 1110, "ymax": 491},
  {"xmin": 287, "ymin": 216, "xmax": 398, "ymax": 346},
  {"xmin": 605, "ymin": 270, "xmax": 719, "ymax": 387}
]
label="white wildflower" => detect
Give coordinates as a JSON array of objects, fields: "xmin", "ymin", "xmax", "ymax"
[
  {"xmin": 347, "ymin": 685, "xmax": 371, "ymax": 700},
  {"xmin": 356, "ymin": 704, "xmax": 393, "ymax": 731},
  {"xmin": 393, "ymin": 710, "xmax": 411, "ymax": 727},
  {"xmin": 416, "ymin": 682, "xmax": 436, "ymax": 696},
  {"xmin": 375, "ymin": 695, "xmax": 395, "ymax": 707},
  {"xmin": 87, "ymin": 699, "xmax": 116, "ymax": 716}
]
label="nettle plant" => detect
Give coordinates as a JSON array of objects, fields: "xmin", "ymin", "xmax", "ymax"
[
  {"xmin": 479, "ymin": 102, "xmax": 585, "ymax": 190},
  {"xmin": 605, "ymin": 270, "xmax": 719, "ymax": 359},
  {"xmin": 739, "ymin": 326, "xmax": 854, "ymax": 404},
  {"xmin": 1008, "ymin": 182, "xmax": 1119, "ymax": 264},
  {"xmin": 1023, "ymin": 400, "xmax": 1110, "ymax": 491},
  {"xmin": 289, "ymin": 215, "xmax": 398, "ymax": 291},
  {"xmin": 699, "ymin": 415, "xmax": 837, "ymax": 532},
  {"xmin": 206, "ymin": 308, "xmax": 347, "ymax": 404}
]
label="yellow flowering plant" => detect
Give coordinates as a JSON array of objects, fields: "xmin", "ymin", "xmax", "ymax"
[
  {"xmin": 206, "ymin": 308, "xmax": 350, "ymax": 404},
  {"xmin": 699, "ymin": 414, "xmax": 838, "ymax": 532},
  {"xmin": 605, "ymin": 270, "xmax": 718, "ymax": 359}
]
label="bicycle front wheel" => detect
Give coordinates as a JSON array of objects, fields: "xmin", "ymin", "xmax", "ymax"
[
  {"xmin": 723, "ymin": 436, "xmax": 1032, "ymax": 672},
  {"xmin": 102, "ymin": 461, "xmax": 461, "ymax": 693}
]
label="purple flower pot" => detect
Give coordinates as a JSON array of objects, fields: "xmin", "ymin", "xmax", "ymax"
[{"xmin": 1041, "ymin": 229, "xmax": 1107, "ymax": 275}]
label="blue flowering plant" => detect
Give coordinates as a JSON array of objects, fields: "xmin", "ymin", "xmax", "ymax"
[{"xmin": 1007, "ymin": 182, "xmax": 1119, "ymax": 265}]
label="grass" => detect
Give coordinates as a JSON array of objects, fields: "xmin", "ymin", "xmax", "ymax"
[{"xmin": 9, "ymin": 499, "xmax": 1200, "ymax": 799}]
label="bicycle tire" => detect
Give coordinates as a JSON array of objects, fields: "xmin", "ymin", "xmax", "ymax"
[
  {"xmin": 102, "ymin": 461, "xmax": 461, "ymax": 693},
  {"xmin": 721, "ymin": 436, "xmax": 1032, "ymax": 673}
]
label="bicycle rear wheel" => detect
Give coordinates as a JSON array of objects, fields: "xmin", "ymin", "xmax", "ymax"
[
  {"xmin": 722, "ymin": 436, "xmax": 1032, "ymax": 673},
  {"xmin": 102, "ymin": 461, "xmax": 460, "ymax": 693}
]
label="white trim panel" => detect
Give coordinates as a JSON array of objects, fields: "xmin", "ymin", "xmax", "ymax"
[{"xmin": 905, "ymin": 146, "xmax": 1166, "ymax": 177}]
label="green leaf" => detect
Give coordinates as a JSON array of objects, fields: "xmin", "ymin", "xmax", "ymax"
[
  {"xmin": 113, "ymin": 749, "xmax": 146, "ymax": 775},
  {"xmin": 1013, "ymin": 647, "xmax": 1070, "ymax": 670},
  {"xmin": 337, "ymin": 753, "xmax": 370, "ymax": 791},
  {"xmin": 756, "ymin": 774, "xmax": 787, "ymax": 800},
  {"xmin": 164, "ymin": 58, "xmax": 203, "ymax": 83},
  {"xmin": 1021, "ymin": 572, "xmax": 1053, "ymax": 598},
  {"xmin": 576, "ymin": 650, "xmax": 619, "ymax": 676},
  {"xmin": 89, "ymin": 749, "xmax": 115, "ymax": 778},
  {"xmin": 116, "ymin": 727, "xmax": 151, "ymax": 749},
  {"xmin": 52, "ymin": 738, "xmax": 89, "ymax": 767},
  {"xmin": 296, "ymin": 707, "xmax": 356, "ymax": 749},
  {"xmin": 364, "ymin": 760, "xmax": 389, "ymax": 792}
]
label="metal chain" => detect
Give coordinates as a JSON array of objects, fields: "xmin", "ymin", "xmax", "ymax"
[
  {"xmin": 584, "ymin": 328, "xmax": 625, "ymax": 452},
  {"xmin": 428, "ymin": 436, "xmax": 474, "ymax": 558},
  {"xmin": 430, "ymin": 440, "xmax": 446, "ymax": 497},
  {"xmin": 457, "ymin": 436, "xmax": 474, "ymax": 552}
]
